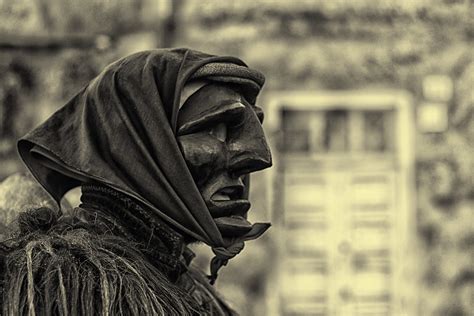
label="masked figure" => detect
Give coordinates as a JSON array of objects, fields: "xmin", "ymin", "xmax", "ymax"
[{"xmin": 0, "ymin": 49, "xmax": 272, "ymax": 315}]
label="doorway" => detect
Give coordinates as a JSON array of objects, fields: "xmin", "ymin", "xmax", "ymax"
[{"xmin": 264, "ymin": 91, "xmax": 416, "ymax": 316}]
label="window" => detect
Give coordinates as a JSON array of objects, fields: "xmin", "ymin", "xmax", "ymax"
[
  {"xmin": 281, "ymin": 109, "xmax": 312, "ymax": 152},
  {"xmin": 325, "ymin": 110, "xmax": 348, "ymax": 152},
  {"xmin": 281, "ymin": 108, "xmax": 394, "ymax": 154},
  {"xmin": 364, "ymin": 111, "xmax": 394, "ymax": 152}
]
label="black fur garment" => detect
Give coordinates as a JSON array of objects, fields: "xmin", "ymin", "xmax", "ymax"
[{"xmin": 0, "ymin": 186, "xmax": 237, "ymax": 316}]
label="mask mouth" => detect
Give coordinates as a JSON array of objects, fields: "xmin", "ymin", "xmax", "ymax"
[
  {"xmin": 211, "ymin": 185, "xmax": 244, "ymax": 201},
  {"xmin": 207, "ymin": 184, "xmax": 252, "ymax": 237},
  {"xmin": 208, "ymin": 185, "xmax": 250, "ymax": 217}
]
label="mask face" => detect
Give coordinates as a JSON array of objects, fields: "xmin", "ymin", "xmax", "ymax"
[{"xmin": 177, "ymin": 83, "xmax": 272, "ymax": 239}]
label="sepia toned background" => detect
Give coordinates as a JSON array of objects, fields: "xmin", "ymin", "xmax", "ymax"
[{"xmin": 0, "ymin": 0, "xmax": 472, "ymax": 315}]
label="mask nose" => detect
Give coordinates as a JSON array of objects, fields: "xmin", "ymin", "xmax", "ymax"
[{"xmin": 227, "ymin": 125, "xmax": 272, "ymax": 177}]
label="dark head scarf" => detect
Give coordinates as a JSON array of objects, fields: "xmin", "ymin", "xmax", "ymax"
[{"xmin": 17, "ymin": 48, "xmax": 269, "ymax": 282}]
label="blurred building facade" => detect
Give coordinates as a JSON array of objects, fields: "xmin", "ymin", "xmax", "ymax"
[{"xmin": 0, "ymin": 1, "xmax": 472, "ymax": 315}]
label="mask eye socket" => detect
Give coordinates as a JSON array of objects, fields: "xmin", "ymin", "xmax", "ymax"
[
  {"xmin": 254, "ymin": 106, "xmax": 264, "ymax": 123},
  {"xmin": 210, "ymin": 123, "xmax": 227, "ymax": 142},
  {"xmin": 177, "ymin": 102, "xmax": 246, "ymax": 136}
]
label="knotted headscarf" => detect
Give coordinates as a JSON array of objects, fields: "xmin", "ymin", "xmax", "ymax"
[{"xmin": 17, "ymin": 48, "xmax": 270, "ymax": 283}]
